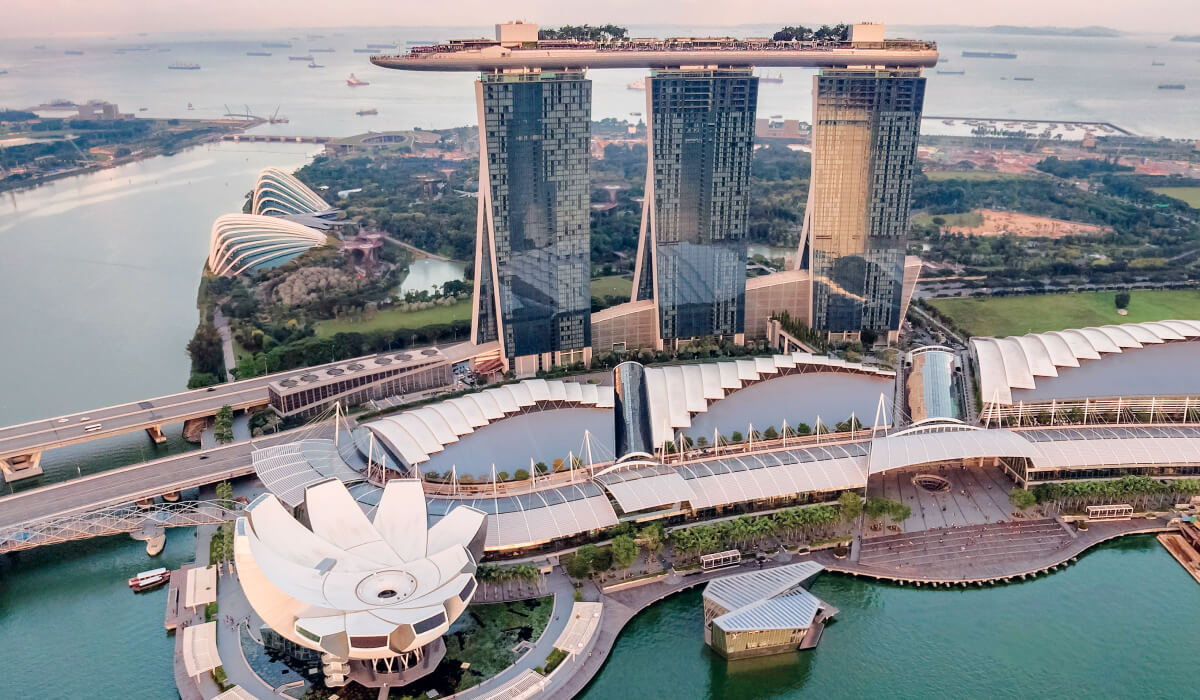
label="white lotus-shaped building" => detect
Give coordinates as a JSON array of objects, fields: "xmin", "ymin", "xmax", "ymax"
[
  {"xmin": 253, "ymin": 167, "xmax": 335, "ymax": 218},
  {"xmin": 207, "ymin": 214, "xmax": 328, "ymax": 277},
  {"xmin": 234, "ymin": 478, "xmax": 486, "ymax": 685}
]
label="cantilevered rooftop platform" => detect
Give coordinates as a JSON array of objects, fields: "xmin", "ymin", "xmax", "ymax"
[{"xmin": 371, "ymin": 23, "xmax": 937, "ymax": 72}]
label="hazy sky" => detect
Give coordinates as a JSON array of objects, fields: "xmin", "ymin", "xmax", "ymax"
[{"xmin": 3, "ymin": 0, "xmax": 1197, "ymax": 38}]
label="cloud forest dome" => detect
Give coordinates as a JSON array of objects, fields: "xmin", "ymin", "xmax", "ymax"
[
  {"xmin": 252, "ymin": 167, "xmax": 335, "ymax": 218},
  {"xmin": 207, "ymin": 213, "xmax": 328, "ymax": 277}
]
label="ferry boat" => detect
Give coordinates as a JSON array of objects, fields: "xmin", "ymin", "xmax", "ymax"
[
  {"xmin": 168, "ymin": 62, "xmax": 200, "ymax": 70},
  {"xmin": 1013, "ymin": 76, "xmax": 1034, "ymax": 81},
  {"xmin": 962, "ymin": 50, "xmax": 1017, "ymax": 59},
  {"xmin": 346, "ymin": 73, "xmax": 370, "ymax": 87},
  {"xmin": 128, "ymin": 567, "xmax": 169, "ymax": 593},
  {"xmin": 356, "ymin": 108, "xmax": 378, "ymax": 116},
  {"xmin": 1158, "ymin": 84, "xmax": 1186, "ymax": 90},
  {"xmin": 247, "ymin": 51, "xmax": 271, "ymax": 57},
  {"xmin": 288, "ymin": 55, "xmax": 314, "ymax": 61}
]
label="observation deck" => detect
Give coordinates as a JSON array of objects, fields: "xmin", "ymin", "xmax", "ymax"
[{"xmin": 371, "ymin": 38, "xmax": 939, "ymax": 72}]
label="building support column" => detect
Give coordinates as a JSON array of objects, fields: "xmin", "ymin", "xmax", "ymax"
[
  {"xmin": 145, "ymin": 425, "xmax": 167, "ymax": 445},
  {"xmin": 1, "ymin": 451, "xmax": 43, "ymax": 482}
]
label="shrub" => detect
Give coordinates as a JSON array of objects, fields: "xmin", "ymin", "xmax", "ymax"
[{"xmin": 544, "ymin": 648, "xmax": 569, "ymax": 674}]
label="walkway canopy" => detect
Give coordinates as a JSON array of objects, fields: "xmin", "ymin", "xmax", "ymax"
[
  {"xmin": 184, "ymin": 565, "xmax": 217, "ymax": 609},
  {"xmin": 252, "ymin": 439, "xmax": 365, "ymax": 508},
  {"xmin": 869, "ymin": 427, "xmax": 1043, "ymax": 474},
  {"xmin": 215, "ymin": 688, "xmax": 258, "ymax": 700},
  {"xmin": 426, "ymin": 482, "xmax": 618, "ymax": 551},
  {"xmin": 181, "ymin": 621, "xmax": 220, "ymax": 678}
]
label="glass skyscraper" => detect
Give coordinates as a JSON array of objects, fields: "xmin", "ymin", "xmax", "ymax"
[
  {"xmin": 634, "ymin": 69, "xmax": 758, "ymax": 343},
  {"xmin": 807, "ymin": 68, "xmax": 926, "ymax": 338},
  {"xmin": 472, "ymin": 71, "xmax": 592, "ymax": 363}
]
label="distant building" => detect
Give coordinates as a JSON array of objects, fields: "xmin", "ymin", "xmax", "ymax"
[
  {"xmin": 472, "ymin": 69, "xmax": 593, "ymax": 374},
  {"xmin": 806, "ymin": 67, "xmax": 927, "ymax": 342},
  {"xmin": 633, "ymin": 69, "xmax": 758, "ymax": 346}
]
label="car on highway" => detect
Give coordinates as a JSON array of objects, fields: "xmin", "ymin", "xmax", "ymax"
[{"xmin": 83, "ymin": 423, "xmax": 102, "ymax": 433}]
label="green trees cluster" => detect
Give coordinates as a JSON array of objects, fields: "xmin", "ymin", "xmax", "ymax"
[
  {"xmin": 864, "ymin": 496, "xmax": 911, "ymax": 524},
  {"xmin": 1009, "ymin": 488, "xmax": 1038, "ymax": 510},
  {"xmin": 1035, "ymin": 156, "xmax": 1133, "ymax": 179},
  {"xmin": 669, "ymin": 502, "xmax": 845, "ymax": 560},
  {"xmin": 475, "ymin": 563, "xmax": 540, "ymax": 589},
  {"xmin": 1030, "ymin": 476, "xmax": 1200, "ymax": 511},
  {"xmin": 771, "ymin": 24, "xmax": 851, "ymax": 42},
  {"xmin": 187, "ymin": 325, "xmax": 224, "ymax": 387},
  {"xmin": 772, "ymin": 310, "xmax": 830, "ymax": 353},
  {"xmin": 538, "ymin": 24, "xmax": 628, "ymax": 42},
  {"xmin": 213, "ymin": 405, "xmax": 234, "ymax": 444}
]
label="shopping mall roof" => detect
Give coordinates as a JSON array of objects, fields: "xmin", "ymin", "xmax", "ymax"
[
  {"xmin": 970, "ymin": 321, "xmax": 1200, "ymax": 405},
  {"xmin": 868, "ymin": 426, "xmax": 1043, "ymax": 474},
  {"xmin": 252, "ymin": 439, "xmax": 366, "ymax": 508},
  {"xmin": 703, "ymin": 561, "xmax": 824, "ymax": 613}
]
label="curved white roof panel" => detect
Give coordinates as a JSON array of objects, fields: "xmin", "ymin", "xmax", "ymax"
[
  {"xmin": 207, "ymin": 214, "xmax": 327, "ymax": 277},
  {"xmin": 869, "ymin": 428, "xmax": 1044, "ymax": 474},
  {"xmin": 640, "ymin": 355, "xmax": 893, "ymax": 449},
  {"xmin": 971, "ymin": 321, "xmax": 1200, "ymax": 406},
  {"xmin": 363, "ymin": 379, "xmax": 608, "ymax": 468},
  {"xmin": 252, "ymin": 167, "xmax": 333, "ymax": 218},
  {"xmin": 234, "ymin": 479, "xmax": 486, "ymax": 661}
]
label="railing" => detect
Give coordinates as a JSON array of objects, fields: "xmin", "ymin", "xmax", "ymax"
[
  {"xmin": 984, "ymin": 395, "xmax": 1200, "ymax": 428},
  {"xmin": 0, "ymin": 500, "xmax": 243, "ymax": 554}
]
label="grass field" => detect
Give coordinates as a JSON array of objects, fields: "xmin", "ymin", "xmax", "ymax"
[
  {"xmin": 911, "ymin": 211, "xmax": 985, "ymax": 228},
  {"xmin": 314, "ymin": 300, "xmax": 471, "ymax": 337},
  {"xmin": 928, "ymin": 289, "xmax": 1200, "ymax": 337},
  {"xmin": 1151, "ymin": 187, "xmax": 1200, "ymax": 209},
  {"xmin": 591, "ymin": 275, "xmax": 633, "ymax": 298},
  {"xmin": 923, "ymin": 171, "xmax": 1035, "ymax": 182}
]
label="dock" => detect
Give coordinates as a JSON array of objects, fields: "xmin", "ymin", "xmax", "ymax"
[
  {"xmin": 1157, "ymin": 533, "xmax": 1200, "ymax": 585},
  {"xmin": 164, "ymin": 564, "xmax": 195, "ymax": 631}
]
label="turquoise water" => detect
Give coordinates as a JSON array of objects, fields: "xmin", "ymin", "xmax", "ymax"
[
  {"xmin": 582, "ymin": 535, "xmax": 1200, "ymax": 699},
  {"xmin": 0, "ymin": 529, "xmax": 197, "ymax": 698}
]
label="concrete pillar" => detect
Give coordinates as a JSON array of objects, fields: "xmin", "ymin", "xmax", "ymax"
[
  {"xmin": 1, "ymin": 451, "xmax": 44, "ymax": 482},
  {"xmin": 145, "ymin": 425, "xmax": 167, "ymax": 445}
]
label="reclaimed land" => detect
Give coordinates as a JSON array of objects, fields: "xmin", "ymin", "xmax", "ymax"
[
  {"xmin": 313, "ymin": 299, "xmax": 471, "ymax": 337},
  {"xmin": 928, "ymin": 289, "xmax": 1200, "ymax": 337},
  {"xmin": 1151, "ymin": 186, "xmax": 1200, "ymax": 209},
  {"xmin": 589, "ymin": 275, "xmax": 633, "ymax": 298},
  {"xmin": 923, "ymin": 170, "xmax": 1037, "ymax": 182}
]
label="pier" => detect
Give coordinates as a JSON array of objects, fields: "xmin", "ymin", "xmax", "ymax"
[{"xmin": 219, "ymin": 134, "xmax": 330, "ymax": 144}]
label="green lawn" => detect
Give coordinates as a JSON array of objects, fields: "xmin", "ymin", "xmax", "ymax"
[
  {"xmin": 924, "ymin": 170, "xmax": 1035, "ymax": 182},
  {"xmin": 929, "ymin": 289, "xmax": 1200, "ymax": 337},
  {"xmin": 313, "ymin": 300, "xmax": 471, "ymax": 337},
  {"xmin": 911, "ymin": 211, "xmax": 984, "ymax": 228},
  {"xmin": 591, "ymin": 275, "xmax": 632, "ymax": 298},
  {"xmin": 1151, "ymin": 187, "xmax": 1200, "ymax": 209}
]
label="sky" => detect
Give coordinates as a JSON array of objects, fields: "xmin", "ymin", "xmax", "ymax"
[{"xmin": 2, "ymin": 0, "xmax": 1198, "ymax": 38}]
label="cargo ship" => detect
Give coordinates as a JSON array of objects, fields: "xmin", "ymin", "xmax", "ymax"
[
  {"xmin": 962, "ymin": 50, "xmax": 1017, "ymax": 59},
  {"xmin": 353, "ymin": 48, "xmax": 382, "ymax": 54},
  {"xmin": 247, "ymin": 51, "xmax": 271, "ymax": 56},
  {"xmin": 310, "ymin": 48, "xmax": 336, "ymax": 53},
  {"xmin": 356, "ymin": 108, "xmax": 378, "ymax": 116},
  {"xmin": 367, "ymin": 43, "xmax": 397, "ymax": 49},
  {"xmin": 128, "ymin": 567, "xmax": 169, "ymax": 593},
  {"xmin": 347, "ymin": 73, "xmax": 370, "ymax": 87},
  {"xmin": 1158, "ymin": 84, "xmax": 1186, "ymax": 90},
  {"xmin": 262, "ymin": 42, "xmax": 291, "ymax": 48},
  {"xmin": 168, "ymin": 62, "xmax": 201, "ymax": 70},
  {"xmin": 1013, "ymin": 76, "xmax": 1034, "ymax": 81},
  {"xmin": 64, "ymin": 50, "xmax": 84, "ymax": 55},
  {"xmin": 308, "ymin": 61, "xmax": 324, "ymax": 68},
  {"xmin": 288, "ymin": 55, "xmax": 313, "ymax": 61},
  {"xmin": 936, "ymin": 70, "xmax": 965, "ymax": 75}
]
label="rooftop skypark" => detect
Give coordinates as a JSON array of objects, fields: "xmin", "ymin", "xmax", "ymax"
[{"xmin": 371, "ymin": 22, "xmax": 938, "ymax": 72}]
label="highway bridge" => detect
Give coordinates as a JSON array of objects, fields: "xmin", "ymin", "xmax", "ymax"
[{"xmin": 0, "ymin": 376, "xmax": 276, "ymax": 482}]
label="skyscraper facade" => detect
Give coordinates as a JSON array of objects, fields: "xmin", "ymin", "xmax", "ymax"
[
  {"xmin": 807, "ymin": 68, "xmax": 926, "ymax": 340},
  {"xmin": 634, "ymin": 68, "xmax": 759, "ymax": 344},
  {"xmin": 472, "ymin": 71, "xmax": 592, "ymax": 369}
]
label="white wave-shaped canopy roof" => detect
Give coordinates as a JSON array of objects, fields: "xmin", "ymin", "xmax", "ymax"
[
  {"xmin": 970, "ymin": 321, "xmax": 1200, "ymax": 405},
  {"xmin": 642, "ymin": 353, "xmax": 894, "ymax": 448},
  {"xmin": 234, "ymin": 478, "xmax": 486, "ymax": 660},
  {"xmin": 252, "ymin": 167, "xmax": 333, "ymax": 217},
  {"xmin": 207, "ymin": 214, "xmax": 327, "ymax": 277},
  {"xmin": 359, "ymin": 378, "xmax": 614, "ymax": 468}
]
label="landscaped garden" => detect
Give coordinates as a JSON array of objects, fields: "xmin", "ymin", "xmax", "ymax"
[{"xmin": 927, "ymin": 289, "xmax": 1200, "ymax": 337}]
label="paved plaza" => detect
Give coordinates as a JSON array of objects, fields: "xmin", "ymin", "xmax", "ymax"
[{"xmin": 867, "ymin": 463, "xmax": 1021, "ymax": 534}]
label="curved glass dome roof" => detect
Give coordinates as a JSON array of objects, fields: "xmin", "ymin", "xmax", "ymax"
[
  {"xmin": 207, "ymin": 214, "xmax": 327, "ymax": 277},
  {"xmin": 252, "ymin": 167, "xmax": 334, "ymax": 217}
]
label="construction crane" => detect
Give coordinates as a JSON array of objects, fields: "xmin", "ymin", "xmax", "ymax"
[{"xmin": 268, "ymin": 106, "xmax": 289, "ymax": 124}]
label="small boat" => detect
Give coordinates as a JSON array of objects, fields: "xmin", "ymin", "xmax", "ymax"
[
  {"xmin": 627, "ymin": 79, "xmax": 645, "ymax": 90},
  {"xmin": 310, "ymin": 48, "xmax": 336, "ymax": 53},
  {"xmin": 347, "ymin": 73, "xmax": 370, "ymax": 87},
  {"xmin": 168, "ymin": 62, "xmax": 200, "ymax": 70},
  {"xmin": 1013, "ymin": 76, "xmax": 1034, "ymax": 81},
  {"xmin": 138, "ymin": 107, "xmax": 148, "ymax": 112},
  {"xmin": 942, "ymin": 119, "xmax": 955, "ymax": 125},
  {"xmin": 366, "ymin": 43, "xmax": 396, "ymax": 49},
  {"xmin": 129, "ymin": 567, "xmax": 169, "ymax": 593},
  {"xmin": 246, "ymin": 51, "xmax": 271, "ymax": 56},
  {"xmin": 0, "ymin": 69, "xmax": 7, "ymax": 76},
  {"xmin": 353, "ymin": 48, "xmax": 382, "ymax": 54},
  {"xmin": 288, "ymin": 55, "xmax": 313, "ymax": 61},
  {"xmin": 356, "ymin": 108, "xmax": 378, "ymax": 116},
  {"xmin": 962, "ymin": 50, "xmax": 1017, "ymax": 59},
  {"xmin": 33, "ymin": 44, "xmax": 46, "ymax": 50},
  {"xmin": 187, "ymin": 102, "xmax": 194, "ymax": 110},
  {"xmin": 1151, "ymin": 61, "xmax": 1165, "ymax": 66},
  {"xmin": 1158, "ymin": 84, "xmax": 1186, "ymax": 90},
  {"xmin": 64, "ymin": 50, "xmax": 84, "ymax": 55},
  {"xmin": 630, "ymin": 111, "xmax": 641, "ymax": 116},
  {"xmin": 937, "ymin": 70, "xmax": 965, "ymax": 75},
  {"xmin": 262, "ymin": 42, "xmax": 291, "ymax": 48},
  {"xmin": 308, "ymin": 62, "xmax": 324, "ymax": 69}
]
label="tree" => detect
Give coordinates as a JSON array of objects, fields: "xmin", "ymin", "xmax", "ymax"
[
  {"xmin": 188, "ymin": 372, "xmax": 219, "ymax": 389},
  {"xmin": 564, "ymin": 551, "xmax": 592, "ymax": 579},
  {"xmin": 611, "ymin": 535, "xmax": 638, "ymax": 577},
  {"xmin": 214, "ymin": 405, "xmax": 234, "ymax": 444},
  {"xmin": 1010, "ymin": 488, "xmax": 1037, "ymax": 510},
  {"xmin": 514, "ymin": 468, "xmax": 530, "ymax": 481},
  {"xmin": 763, "ymin": 426, "xmax": 779, "ymax": 440},
  {"xmin": 838, "ymin": 491, "xmax": 863, "ymax": 522},
  {"xmin": 730, "ymin": 431, "xmax": 744, "ymax": 443},
  {"xmin": 1115, "ymin": 291, "xmax": 1131, "ymax": 310}
]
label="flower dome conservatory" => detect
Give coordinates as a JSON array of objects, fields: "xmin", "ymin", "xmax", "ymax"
[
  {"xmin": 207, "ymin": 214, "xmax": 328, "ymax": 277},
  {"xmin": 252, "ymin": 167, "xmax": 336, "ymax": 218}
]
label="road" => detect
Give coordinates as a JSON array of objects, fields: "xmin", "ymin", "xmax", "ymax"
[{"xmin": 0, "ymin": 427, "xmax": 330, "ymax": 531}]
